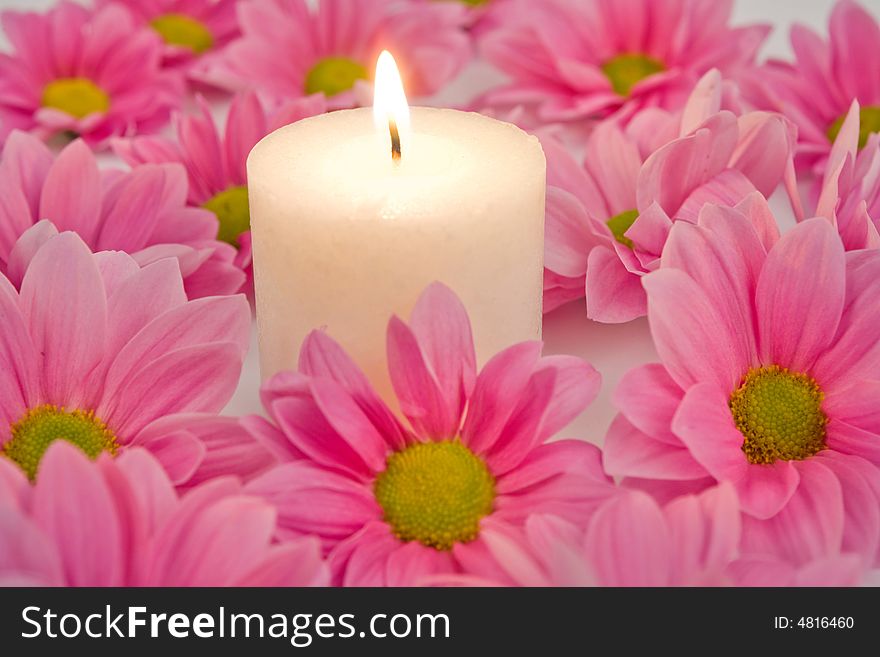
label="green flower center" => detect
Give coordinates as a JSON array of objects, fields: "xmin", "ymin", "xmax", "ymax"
[
  {"xmin": 601, "ymin": 54, "xmax": 665, "ymax": 97},
  {"xmin": 374, "ymin": 440, "xmax": 495, "ymax": 551},
  {"xmin": 150, "ymin": 13, "xmax": 214, "ymax": 54},
  {"xmin": 203, "ymin": 185, "xmax": 250, "ymax": 247},
  {"xmin": 304, "ymin": 57, "xmax": 369, "ymax": 97},
  {"xmin": 3, "ymin": 404, "xmax": 119, "ymax": 481},
  {"xmin": 729, "ymin": 366, "xmax": 828, "ymax": 465},
  {"xmin": 827, "ymin": 105, "xmax": 880, "ymax": 149},
  {"xmin": 439, "ymin": 0, "xmax": 491, "ymax": 6},
  {"xmin": 41, "ymin": 78, "xmax": 110, "ymax": 119},
  {"xmin": 606, "ymin": 209, "xmax": 639, "ymax": 248}
]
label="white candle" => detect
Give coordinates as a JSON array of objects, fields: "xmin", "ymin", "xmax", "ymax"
[{"xmin": 247, "ymin": 52, "xmax": 545, "ymax": 396}]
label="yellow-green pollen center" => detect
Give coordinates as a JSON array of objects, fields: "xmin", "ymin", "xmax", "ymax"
[
  {"xmin": 41, "ymin": 78, "xmax": 110, "ymax": 120},
  {"xmin": 437, "ymin": 0, "xmax": 491, "ymax": 6},
  {"xmin": 374, "ymin": 440, "xmax": 495, "ymax": 551},
  {"xmin": 827, "ymin": 105, "xmax": 880, "ymax": 149},
  {"xmin": 304, "ymin": 57, "xmax": 369, "ymax": 97},
  {"xmin": 150, "ymin": 14, "xmax": 214, "ymax": 54},
  {"xmin": 729, "ymin": 365, "xmax": 828, "ymax": 465},
  {"xmin": 607, "ymin": 209, "xmax": 638, "ymax": 248},
  {"xmin": 601, "ymin": 54, "xmax": 665, "ymax": 97},
  {"xmin": 203, "ymin": 185, "xmax": 250, "ymax": 247},
  {"xmin": 3, "ymin": 404, "xmax": 119, "ymax": 481}
]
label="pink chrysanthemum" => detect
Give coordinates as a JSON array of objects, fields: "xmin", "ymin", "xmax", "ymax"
[
  {"xmin": 201, "ymin": 0, "xmax": 471, "ymax": 108},
  {"xmin": 0, "ymin": 224, "xmax": 265, "ymax": 486},
  {"xmin": 604, "ymin": 205, "xmax": 880, "ymax": 571},
  {"xmin": 243, "ymin": 283, "xmax": 615, "ymax": 585},
  {"xmin": 96, "ymin": 0, "xmax": 240, "ymax": 76},
  {"xmin": 811, "ymin": 101, "xmax": 880, "ymax": 250},
  {"xmin": 0, "ymin": 131, "xmax": 245, "ymax": 299},
  {"xmin": 741, "ymin": 0, "xmax": 880, "ymax": 176},
  {"xmin": 432, "ymin": 486, "xmax": 864, "ymax": 587},
  {"xmin": 114, "ymin": 92, "xmax": 326, "ymax": 298},
  {"xmin": 0, "ymin": 2, "xmax": 182, "ymax": 148},
  {"xmin": 480, "ymin": 0, "xmax": 768, "ymax": 123},
  {"xmin": 543, "ymin": 71, "xmax": 795, "ymax": 322},
  {"xmin": 0, "ymin": 442, "xmax": 327, "ymax": 586}
]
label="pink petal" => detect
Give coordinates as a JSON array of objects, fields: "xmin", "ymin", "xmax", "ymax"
[
  {"xmin": 0, "ymin": 275, "xmax": 38, "ymax": 430},
  {"xmin": 612, "ymin": 363, "xmax": 684, "ymax": 442},
  {"xmin": 299, "ymin": 330, "xmax": 408, "ymax": 450},
  {"xmin": 643, "ymin": 269, "xmax": 746, "ymax": 391},
  {"xmin": 7, "ymin": 219, "xmax": 58, "ymax": 288},
  {"xmin": 384, "ymin": 541, "xmax": 454, "ymax": 586},
  {"xmin": 19, "ymin": 231, "xmax": 108, "ymax": 408},
  {"xmin": 603, "ymin": 415, "xmax": 708, "ymax": 480},
  {"xmin": 31, "ymin": 442, "xmax": 124, "ymax": 586},
  {"xmin": 756, "ymin": 218, "xmax": 845, "ymax": 373},
  {"xmin": 0, "ymin": 509, "xmax": 64, "ymax": 586},
  {"xmin": 236, "ymin": 537, "xmax": 330, "ymax": 587},
  {"xmin": 585, "ymin": 246, "xmax": 646, "ymax": 323},
  {"xmin": 38, "ymin": 140, "xmax": 102, "ymax": 245}
]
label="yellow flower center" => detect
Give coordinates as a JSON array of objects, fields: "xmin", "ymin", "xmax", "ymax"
[
  {"xmin": 606, "ymin": 209, "xmax": 639, "ymax": 248},
  {"xmin": 827, "ymin": 105, "xmax": 880, "ymax": 149},
  {"xmin": 3, "ymin": 404, "xmax": 119, "ymax": 481},
  {"xmin": 150, "ymin": 13, "xmax": 214, "ymax": 54},
  {"xmin": 601, "ymin": 54, "xmax": 665, "ymax": 97},
  {"xmin": 374, "ymin": 440, "xmax": 495, "ymax": 551},
  {"xmin": 441, "ymin": 0, "xmax": 491, "ymax": 5},
  {"xmin": 729, "ymin": 365, "xmax": 828, "ymax": 465},
  {"xmin": 41, "ymin": 78, "xmax": 110, "ymax": 119},
  {"xmin": 304, "ymin": 57, "xmax": 369, "ymax": 97},
  {"xmin": 203, "ymin": 185, "xmax": 250, "ymax": 247}
]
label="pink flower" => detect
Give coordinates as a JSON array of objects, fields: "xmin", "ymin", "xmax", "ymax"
[
  {"xmin": 96, "ymin": 0, "xmax": 240, "ymax": 79},
  {"xmin": 114, "ymin": 93, "xmax": 326, "ymax": 299},
  {"xmin": 0, "ymin": 225, "xmax": 265, "ymax": 486},
  {"xmin": 741, "ymin": 0, "xmax": 880, "ymax": 176},
  {"xmin": 200, "ymin": 0, "xmax": 472, "ymax": 108},
  {"xmin": 243, "ymin": 283, "xmax": 615, "ymax": 585},
  {"xmin": 0, "ymin": 2, "xmax": 182, "ymax": 148},
  {"xmin": 432, "ymin": 485, "xmax": 864, "ymax": 587},
  {"xmin": 480, "ymin": 0, "xmax": 768, "ymax": 123},
  {"xmin": 811, "ymin": 101, "xmax": 880, "ymax": 250},
  {"xmin": 0, "ymin": 442, "xmax": 328, "ymax": 586},
  {"xmin": 603, "ymin": 205, "xmax": 880, "ymax": 571},
  {"xmin": 0, "ymin": 131, "xmax": 245, "ymax": 299},
  {"xmin": 544, "ymin": 71, "xmax": 796, "ymax": 321},
  {"xmin": 400, "ymin": 0, "xmax": 514, "ymax": 37}
]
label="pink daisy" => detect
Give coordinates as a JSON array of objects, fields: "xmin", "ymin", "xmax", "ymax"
[
  {"xmin": 243, "ymin": 283, "xmax": 615, "ymax": 585},
  {"xmin": 201, "ymin": 0, "xmax": 472, "ymax": 108},
  {"xmin": 543, "ymin": 71, "xmax": 795, "ymax": 322},
  {"xmin": 811, "ymin": 101, "xmax": 880, "ymax": 250},
  {"xmin": 114, "ymin": 92, "xmax": 326, "ymax": 298},
  {"xmin": 96, "ymin": 0, "xmax": 240, "ymax": 77},
  {"xmin": 0, "ymin": 224, "xmax": 264, "ymax": 486},
  {"xmin": 741, "ymin": 0, "xmax": 880, "ymax": 176},
  {"xmin": 480, "ymin": 0, "xmax": 768, "ymax": 123},
  {"xmin": 400, "ymin": 0, "xmax": 514, "ymax": 36},
  {"xmin": 0, "ymin": 2, "xmax": 182, "ymax": 148},
  {"xmin": 603, "ymin": 204, "xmax": 880, "ymax": 571},
  {"xmin": 0, "ymin": 442, "xmax": 328, "ymax": 586},
  {"xmin": 0, "ymin": 130, "xmax": 245, "ymax": 299}
]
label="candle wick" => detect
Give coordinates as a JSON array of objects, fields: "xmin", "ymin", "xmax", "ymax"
[{"xmin": 389, "ymin": 119, "xmax": 401, "ymax": 162}]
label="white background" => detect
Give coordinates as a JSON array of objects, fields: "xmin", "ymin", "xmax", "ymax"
[{"xmin": 1, "ymin": 0, "xmax": 879, "ymax": 446}]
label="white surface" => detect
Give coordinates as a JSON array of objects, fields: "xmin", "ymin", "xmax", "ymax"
[{"xmin": 2, "ymin": 0, "xmax": 879, "ymax": 444}]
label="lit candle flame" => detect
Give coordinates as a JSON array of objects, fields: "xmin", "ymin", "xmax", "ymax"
[{"xmin": 373, "ymin": 50, "xmax": 410, "ymax": 162}]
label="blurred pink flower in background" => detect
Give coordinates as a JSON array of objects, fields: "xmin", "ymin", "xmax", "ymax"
[
  {"xmin": 0, "ymin": 2, "xmax": 182, "ymax": 147},
  {"xmin": 480, "ymin": 0, "xmax": 768, "ymax": 123},
  {"xmin": 242, "ymin": 283, "xmax": 616, "ymax": 585},
  {"xmin": 0, "ymin": 226, "xmax": 263, "ymax": 486},
  {"xmin": 0, "ymin": 442, "xmax": 327, "ymax": 586},
  {"xmin": 604, "ymin": 209, "xmax": 880, "ymax": 572},
  {"xmin": 96, "ymin": 0, "xmax": 241, "ymax": 83},
  {"xmin": 0, "ymin": 131, "xmax": 245, "ymax": 299},
  {"xmin": 201, "ymin": 0, "xmax": 471, "ymax": 108},
  {"xmin": 542, "ymin": 71, "xmax": 796, "ymax": 322},
  {"xmin": 810, "ymin": 101, "xmax": 880, "ymax": 250},
  {"xmin": 114, "ymin": 92, "xmax": 326, "ymax": 300},
  {"xmin": 741, "ymin": 0, "xmax": 880, "ymax": 176}
]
